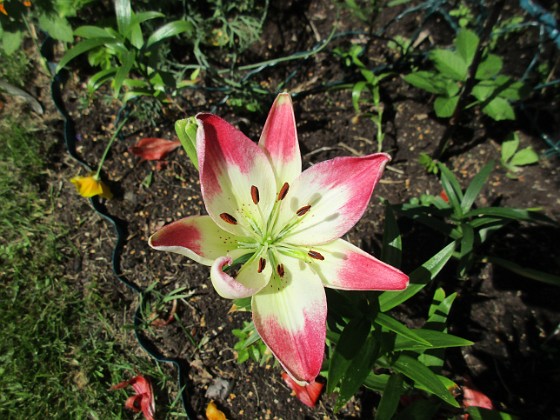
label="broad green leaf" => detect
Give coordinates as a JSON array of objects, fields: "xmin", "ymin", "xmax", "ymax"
[
  {"xmin": 430, "ymin": 49, "xmax": 468, "ymax": 81},
  {"xmin": 376, "ymin": 374, "xmax": 404, "ymax": 420},
  {"xmin": 375, "ymin": 313, "xmax": 431, "ymax": 346},
  {"xmin": 475, "ymin": 54, "xmax": 503, "ymax": 80},
  {"xmin": 501, "ymin": 135, "xmax": 519, "ymax": 163},
  {"xmin": 75, "ymin": 25, "xmax": 115, "ymax": 39},
  {"xmin": 467, "ymin": 407, "xmax": 515, "ymax": 420},
  {"xmin": 394, "ymin": 329, "xmax": 472, "ymax": 351},
  {"xmin": 510, "ymin": 147, "xmax": 539, "ymax": 166},
  {"xmin": 335, "ymin": 332, "xmax": 380, "ymax": 411},
  {"xmin": 146, "ymin": 20, "xmax": 193, "ymax": 48},
  {"xmin": 381, "ymin": 204, "xmax": 402, "ymax": 267},
  {"xmin": 403, "ymin": 71, "xmax": 446, "ymax": 95},
  {"xmin": 463, "ymin": 207, "xmax": 540, "ymax": 221},
  {"xmin": 38, "ymin": 14, "xmax": 73, "ymax": 43},
  {"xmin": 438, "ymin": 163, "xmax": 464, "ymax": 216},
  {"xmin": 488, "ymin": 257, "xmax": 560, "ymax": 287},
  {"xmin": 472, "ymin": 81, "xmax": 496, "ymax": 102},
  {"xmin": 131, "ymin": 11, "xmax": 165, "ymax": 26},
  {"xmin": 461, "ymin": 160, "xmax": 494, "ymax": 213},
  {"xmin": 455, "ymin": 29, "xmax": 479, "ymax": 65},
  {"xmin": 393, "ymin": 354, "xmax": 459, "ymax": 407},
  {"xmin": 2, "ymin": 30, "xmax": 24, "ymax": 55},
  {"xmin": 379, "ymin": 241, "xmax": 456, "ymax": 311},
  {"xmin": 482, "ymin": 97, "xmax": 515, "ymax": 121},
  {"xmin": 327, "ymin": 317, "xmax": 371, "ymax": 394},
  {"xmin": 56, "ymin": 38, "xmax": 115, "ymax": 72},
  {"xmin": 114, "ymin": 0, "xmax": 132, "ymax": 36},
  {"xmin": 434, "ymin": 95, "xmax": 459, "ymax": 118},
  {"xmin": 87, "ymin": 68, "xmax": 117, "ymax": 93},
  {"xmin": 175, "ymin": 117, "xmax": 199, "ymax": 170},
  {"xmin": 497, "ymin": 78, "xmax": 528, "ymax": 101}
]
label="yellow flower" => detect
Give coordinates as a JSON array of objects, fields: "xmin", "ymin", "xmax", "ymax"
[{"xmin": 70, "ymin": 174, "xmax": 113, "ymax": 199}]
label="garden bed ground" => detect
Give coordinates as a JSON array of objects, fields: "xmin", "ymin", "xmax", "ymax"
[{"xmin": 11, "ymin": 0, "xmax": 560, "ymax": 418}]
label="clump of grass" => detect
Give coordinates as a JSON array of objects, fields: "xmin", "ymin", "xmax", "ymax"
[
  {"xmin": 0, "ymin": 49, "xmax": 31, "ymax": 86},
  {"xmin": 0, "ymin": 112, "xmax": 175, "ymax": 416}
]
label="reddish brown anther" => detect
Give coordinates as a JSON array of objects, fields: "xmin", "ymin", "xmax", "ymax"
[
  {"xmin": 277, "ymin": 182, "xmax": 289, "ymax": 201},
  {"xmin": 251, "ymin": 185, "xmax": 260, "ymax": 205},
  {"xmin": 296, "ymin": 205, "xmax": 311, "ymax": 216},
  {"xmin": 219, "ymin": 213, "xmax": 237, "ymax": 225},
  {"xmin": 308, "ymin": 250, "xmax": 324, "ymax": 261},
  {"xmin": 258, "ymin": 257, "xmax": 266, "ymax": 273},
  {"xmin": 277, "ymin": 263, "xmax": 285, "ymax": 277}
]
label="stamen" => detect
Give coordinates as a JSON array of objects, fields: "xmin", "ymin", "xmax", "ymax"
[
  {"xmin": 308, "ymin": 250, "xmax": 324, "ymax": 260},
  {"xmin": 251, "ymin": 185, "xmax": 260, "ymax": 205},
  {"xmin": 220, "ymin": 213, "xmax": 237, "ymax": 225},
  {"xmin": 258, "ymin": 257, "xmax": 266, "ymax": 273},
  {"xmin": 296, "ymin": 205, "xmax": 311, "ymax": 216},
  {"xmin": 277, "ymin": 263, "xmax": 285, "ymax": 277},
  {"xmin": 277, "ymin": 182, "xmax": 289, "ymax": 201}
]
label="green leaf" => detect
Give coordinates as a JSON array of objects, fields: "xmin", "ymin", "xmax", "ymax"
[
  {"xmin": 394, "ymin": 329, "xmax": 472, "ymax": 351},
  {"xmin": 327, "ymin": 317, "xmax": 371, "ymax": 394},
  {"xmin": 381, "ymin": 204, "xmax": 402, "ymax": 267},
  {"xmin": 438, "ymin": 163, "xmax": 464, "ymax": 216},
  {"xmin": 487, "ymin": 256, "xmax": 560, "ymax": 287},
  {"xmin": 375, "ymin": 313, "xmax": 431, "ymax": 346},
  {"xmin": 175, "ymin": 117, "xmax": 199, "ymax": 170},
  {"xmin": 393, "ymin": 354, "xmax": 459, "ymax": 407},
  {"xmin": 335, "ymin": 331, "xmax": 380, "ymax": 411},
  {"xmin": 501, "ymin": 134, "xmax": 519, "ymax": 163},
  {"xmin": 38, "ymin": 14, "xmax": 73, "ymax": 43},
  {"xmin": 482, "ymin": 97, "xmax": 515, "ymax": 121},
  {"xmin": 146, "ymin": 20, "xmax": 193, "ymax": 48},
  {"xmin": 87, "ymin": 68, "xmax": 118, "ymax": 93},
  {"xmin": 463, "ymin": 207, "xmax": 540, "ymax": 221},
  {"xmin": 114, "ymin": 0, "xmax": 132, "ymax": 36},
  {"xmin": 376, "ymin": 374, "xmax": 404, "ymax": 420},
  {"xmin": 472, "ymin": 81, "xmax": 496, "ymax": 102},
  {"xmin": 430, "ymin": 49, "xmax": 468, "ymax": 81},
  {"xmin": 379, "ymin": 241, "xmax": 456, "ymax": 311},
  {"xmin": 112, "ymin": 50, "xmax": 135, "ymax": 97},
  {"xmin": 2, "ymin": 30, "xmax": 24, "ymax": 55},
  {"xmin": 510, "ymin": 147, "xmax": 539, "ymax": 166},
  {"xmin": 467, "ymin": 407, "xmax": 516, "ymax": 420},
  {"xmin": 403, "ymin": 72, "xmax": 446, "ymax": 95},
  {"xmin": 56, "ymin": 38, "xmax": 116, "ymax": 72},
  {"xmin": 75, "ymin": 25, "xmax": 115, "ymax": 39},
  {"xmin": 461, "ymin": 160, "xmax": 494, "ymax": 213},
  {"xmin": 393, "ymin": 398, "xmax": 439, "ymax": 420},
  {"xmin": 363, "ymin": 372, "xmax": 390, "ymax": 392},
  {"xmin": 455, "ymin": 29, "xmax": 479, "ymax": 65},
  {"xmin": 352, "ymin": 81, "xmax": 368, "ymax": 113},
  {"xmin": 434, "ymin": 95, "xmax": 459, "ymax": 118},
  {"xmin": 475, "ymin": 54, "xmax": 503, "ymax": 80}
]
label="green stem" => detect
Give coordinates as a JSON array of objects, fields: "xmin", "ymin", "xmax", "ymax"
[{"xmin": 94, "ymin": 117, "xmax": 129, "ymax": 179}]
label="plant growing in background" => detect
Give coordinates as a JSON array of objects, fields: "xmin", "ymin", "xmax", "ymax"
[
  {"xmin": 335, "ymin": 44, "xmax": 391, "ymax": 152},
  {"xmin": 396, "ymin": 161, "xmax": 559, "ymax": 285},
  {"xmin": 403, "ymin": 29, "xmax": 527, "ymax": 121},
  {"xmin": 500, "ymin": 131, "xmax": 539, "ymax": 178},
  {"xmin": 57, "ymin": 0, "xmax": 194, "ymax": 102}
]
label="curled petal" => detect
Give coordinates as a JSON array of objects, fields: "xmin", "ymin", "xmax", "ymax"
[
  {"xmin": 196, "ymin": 113, "xmax": 277, "ymax": 236},
  {"xmin": 70, "ymin": 174, "xmax": 112, "ymax": 199},
  {"xmin": 211, "ymin": 256, "xmax": 271, "ymax": 299},
  {"xmin": 129, "ymin": 137, "xmax": 181, "ymax": 161},
  {"xmin": 281, "ymin": 372, "xmax": 324, "ymax": 408},
  {"xmin": 149, "ymin": 215, "xmax": 240, "ymax": 266},
  {"xmin": 275, "ymin": 153, "xmax": 391, "ymax": 245},
  {"xmin": 252, "ymin": 255, "xmax": 326, "ymax": 383},
  {"xmin": 259, "ymin": 93, "xmax": 302, "ymax": 186},
  {"xmin": 312, "ymin": 239, "xmax": 409, "ymax": 290}
]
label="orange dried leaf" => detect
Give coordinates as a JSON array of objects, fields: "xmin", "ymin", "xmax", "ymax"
[
  {"xmin": 206, "ymin": 400, "xmax": 227, "ymax": 420},
  {"xmin": 281, "ymin": 372, "xmax": 324, "ymax": 408}
]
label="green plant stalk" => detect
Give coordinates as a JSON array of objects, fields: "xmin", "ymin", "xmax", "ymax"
[{"xmin": 94, "ymin": 117, "xmax": 129, "ymax": 179}]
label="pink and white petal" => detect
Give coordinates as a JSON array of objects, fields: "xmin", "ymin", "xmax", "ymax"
[
  {"xmin": 149, "ymin": 215, "xmax": 239, "ymax": 266},
  {"xmin": 274, "ymin": 153, "xmax": 391, "ymax": 245},
  {"xmin": 196, "ymin": 113, "xmax": 276, "ymax": 236},
  {"xmin": 252, "ymin": 255, "xmax": 326, "ymax": 383},
  {"xmin": 313, "ymin": 239, "xmax": 409, "ymax": 291},
  {"xmin": 258, "ymin": 93, "xmax": 302, "ymax": 186},
  {"xmin": 211, "ymin": 256, "xmax": 272, "ymax": 299}
]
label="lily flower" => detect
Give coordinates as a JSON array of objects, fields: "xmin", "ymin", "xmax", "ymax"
[
  {"xmin": 70, "ymin": 174, "xmax": 112, "ymax": 199},
  {"xmin": 149, "ymin": 93, "xmax": 409, "ymax": 383}
]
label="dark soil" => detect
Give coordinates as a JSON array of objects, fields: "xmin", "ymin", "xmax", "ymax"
[{"xmin": 14, "ymin": 0, "xmax": 560, "ymax": 418}]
